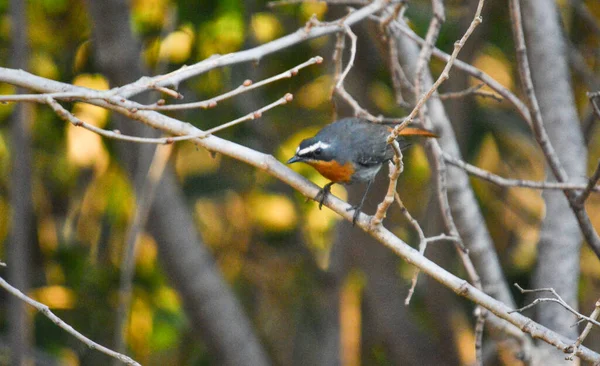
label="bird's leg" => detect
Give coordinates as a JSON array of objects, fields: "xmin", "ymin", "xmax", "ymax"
[
  {"xmin": 315, "ymin": 182, "xmax": 335, "ymax": 210},
  {"xmin": 346, "ymin": 179, "xmax": 374, "ymax": 225}
]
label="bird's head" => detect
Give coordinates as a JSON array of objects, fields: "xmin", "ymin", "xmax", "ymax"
[{"xmin": 287, "ymin": 138, "xmax": 334, "ymax": 164}]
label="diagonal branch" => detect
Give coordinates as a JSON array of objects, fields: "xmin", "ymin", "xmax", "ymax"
[{"xmin": 0, "ymin": 276, "xmax": 140, "ymax": 366}]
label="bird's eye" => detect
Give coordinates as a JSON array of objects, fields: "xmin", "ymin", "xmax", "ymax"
[{"xmin": 314, "ymin": 148, "xmax": 323, "ymax": 155}]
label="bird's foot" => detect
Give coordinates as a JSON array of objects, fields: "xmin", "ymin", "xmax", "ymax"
[
  {"xmin": 315, "ymin": 182, "xmax": 334, "ymax": 210},
  {"xmin": 346, "ymin": 205, "xmax": 362, "ymax": 226}
]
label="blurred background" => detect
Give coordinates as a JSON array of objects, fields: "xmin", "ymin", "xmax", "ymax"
[{"xmin": 0, "ymin": 0, "xmax": 599, "ymax": 365}]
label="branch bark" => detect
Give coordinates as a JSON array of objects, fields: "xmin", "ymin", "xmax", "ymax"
[{"xmin": 519, "ymin": 1, "xmax": 587, "ymax": 364}]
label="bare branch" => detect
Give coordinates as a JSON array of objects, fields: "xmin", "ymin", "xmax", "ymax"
[
  {"xmin": 46, "ymin": 97, "xmax": 171, "ymax": 145},
  {"xmin": 137, "ymin": 56, "xmax": 322, "ymax": 111},
  {"xmin": 395, "ymin": 192, "xmax": 427, "ymax": 306},
  {"xmin": 114, "ymin": 144, "xmax": 173, "ymax": 358},
  {"xmin": 45, "ymin": 93, "xmax": 293, "ymax": 145},
  {"xmin": 509, "ymin": 0, "xmax": 568, "ymax": 182},
  {"xmin": 566, "ymin": 299, "xmax": 600, "ymax": 360},
  {"xmin": 268, "ymin": 0, "xmax": 369, "ymax": 7},
  {"xmin": 413, "ymin": 0, "xmax": 445, "ymax": 124},
  {"xmin": 371, "ymin": 142, "xmax": 404, "ymax": 226},
  {"xmin": 438, "ymin": 83, "xmax": 503, "ymax": 102},
  {"xmin": 443, "ymin": 152, "xmax": 599, "ymax": 193},
  {"xmin": 510, "ymin": 284, "xmax": 600, "ymax": 329},
  {"xmin": 385, "ymin": 19, "xmax": 533, "ymax": 128},
  {"xmin": 388, "ymin": 36, "xmax": 413, "ymax": 107},
  {"xmin": 576, "ymin": 159, "xmax": 600, "ymax": 206},
  {"xmin": 0, "ymin": 276, "xmax": 140, "ymax": 365},
  {"xmin": 474, "ymin": 306, "xmax": 487, "ymax": 366},
  {"xmin": 336, "ymin": 25, "xmax": 357, "ymax": 90},
  {"xmin": 116, "ymin": 0, "xmax": 389, "ymax": 99},
  {"xmin": 387, "ymin": 0, "xmax": 484, "ymax": 139}
]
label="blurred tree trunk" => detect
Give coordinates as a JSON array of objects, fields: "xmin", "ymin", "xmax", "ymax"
[
  {"xmin": 8, "ymin": 0, "xmax": 33, "ymax": 364},
  {"xmin": 84, "ymin": 1, "xmax": 270, "ymax": 365},
  {"xmin": 521, "ymin": 2, "xmax": 586, "ymax": 364}
]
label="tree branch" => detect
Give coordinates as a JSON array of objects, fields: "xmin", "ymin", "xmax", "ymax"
[{"xmin": 0, "ymin": 276, "xmax": 140, "ymax": 366}]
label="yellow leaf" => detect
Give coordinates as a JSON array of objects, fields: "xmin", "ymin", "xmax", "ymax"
[
  {"xmin": 249, "ymin": 192, "xmax": 297, "ymax": 231},
  {"xmin": 159, "ymin": 30, "xmax": 194, "ymax": 63},
  {"xmin": 29, "ymin": 286, "xmax": 76, "ymax": 310},
  {"xmin": 251, "ymin": 13, "xmax": 283, "ymax": 43}
]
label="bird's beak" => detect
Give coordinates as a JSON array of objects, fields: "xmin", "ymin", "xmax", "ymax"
[{"xmin": 287, "ymin": 155, "xmax": 301, "ymax": 164}]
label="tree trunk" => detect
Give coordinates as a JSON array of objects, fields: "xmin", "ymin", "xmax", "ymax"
[
  {"xmin": 8, "ymin": 0, "xmax": 33, "ymax": 363},
  {"xmin": 521, "ymin": 1, "xmax": 586, "ymax": 364}
]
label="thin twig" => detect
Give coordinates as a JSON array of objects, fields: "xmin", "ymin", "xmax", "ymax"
[
  {"xmin": 576, "ymin": 160, "xmax": 600, "ymax": 206},
  {"xmin": 474, "ymin": 306, "xmax": 487, "ymax": 366},
  {"xmin": 116, "ymin": 0, "xmax": 389, "ymax": 99},
  {"xmin": 336, "ymin": 25, "xmax": 357, "ymax": 90},
  {"xmin": 0, "ymin": 276, "xmax": 140, "ymax": 365},
  {"xmin": 443, "ymin": 152, "xmax": 600, "ymax": 193},
  {"xmin": 388, "ymin": 36, "xmax": 413, "ymax": 107},
  {"xmin": 510, "ymin": 284, "xmax": 600, "ymax": 329},
  {"xmin": 566, "ymin": 299, "xmax": 600, "ymax": 360},
  {"xmin": 379, "ymin": 0, "xmax": 485, "ymax": 251},
  {"xmin": 113, "ymin": 144, "xmax": 173, "ymax": 359},
  {"xmin": 0, "ymin": 0, "xmax": 388, "ymax": 108},
  {"xmin": 332, "ymin": 32, "xmax": 346, "ymax": 90},
  {"xmin": 169, "ymin": 93, "xmax": 294, "ymax": 141},
  {"xmin": 47, "ymin": 94, "xmax": 293, "ymax": 145},
  {"xmin": 395, "ymin": 192, "xmax": 427, "ymax": 305},
  {"xmin": 387, "ymin": 0, "xmax": 484, "ymax": 140},
  {"xmin": 331, "ymin": 32, "xmax": 346, "ymax": 120},
  {"xmin": 413, "ymin": 0, "xmax": 445, "ymax": 126},
  {"xmin": 371, "ymin": 142, "xmax": 404, "ymax": 226},
  {"xmin": 137, "ymin": 56, "xmax": 322, "ymax": 111},
  {"xmin": 589, "ymin": 93, "xmax": 600, "ymax": 121},
  {"xmin": 438, "ymin": 83, "xmax": 503, "ymax": 102},
  {"xmin": 384, "ymin": 18, "xmax": 533, "ymax": 129},
  {"xmin": 46, "ymin": 97, "xmax": 173, "ymax": 145},
  {"xmin": 268, "ymin": 0, "xmax": 369, "ymax": 7}
]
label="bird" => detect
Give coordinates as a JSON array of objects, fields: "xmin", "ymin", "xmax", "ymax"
[{"xmin": 287, "ymin": 117, "xmax": 437, "ymax": 225}]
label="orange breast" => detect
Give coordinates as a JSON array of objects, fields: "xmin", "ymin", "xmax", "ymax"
[{"xmin": 307, "ymin": 160, "xmax": 355, "ymax": 183}]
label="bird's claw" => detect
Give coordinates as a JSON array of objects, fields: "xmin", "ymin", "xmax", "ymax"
[
  {"xmin": 346, "ymin": 205, "xmax": 361, "ymax": 226},
  {"xmin": 315, "ymin": 183, "xmax": 333, "ymax": 210},
  {"xmin": 315, "ymin": 190, "xmax": 326, "ymax": 210}
]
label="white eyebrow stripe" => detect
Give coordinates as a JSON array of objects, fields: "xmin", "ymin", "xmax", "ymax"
[{"xmin": 298, "ymin": 141, "xmax": 330, "ymax": 156}]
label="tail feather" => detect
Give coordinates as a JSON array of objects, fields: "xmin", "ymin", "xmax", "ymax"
[{"xmin": 398, "ymin": 127, "xmax": 438, "ymax": 138}]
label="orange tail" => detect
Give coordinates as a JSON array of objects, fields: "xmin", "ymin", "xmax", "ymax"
[{"xmin": 398, "ymin": 127, "xmax": 438, "ymax": 138}]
